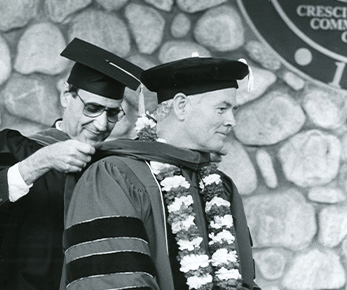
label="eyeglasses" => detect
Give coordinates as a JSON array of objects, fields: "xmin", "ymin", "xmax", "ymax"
[{"xmin": 75, "ymin": 93, "xmax": 125, "ymax": 123}]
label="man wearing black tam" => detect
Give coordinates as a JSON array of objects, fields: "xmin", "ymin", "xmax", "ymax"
[
  {"xmin": 0, "ymin": 38, "xmax": 142, "ymax": 290},
  {"xmin": 62, "ymin": 56, "xmax": 260, "ymax": 290}
]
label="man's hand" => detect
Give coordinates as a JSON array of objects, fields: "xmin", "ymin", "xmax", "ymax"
[{"xmin": 18, "ymin": 140, "xmax": 96, "ymax": 185}]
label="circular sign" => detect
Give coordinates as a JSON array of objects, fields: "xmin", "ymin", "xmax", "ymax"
[{"xmin": 237, "ymin": 0, "xmax": 347, "ymax": 90}]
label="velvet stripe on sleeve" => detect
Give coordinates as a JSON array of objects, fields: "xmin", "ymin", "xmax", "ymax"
[{"xmin": 63, "ymin": 158, "xmax": 160, "ymax": 290}]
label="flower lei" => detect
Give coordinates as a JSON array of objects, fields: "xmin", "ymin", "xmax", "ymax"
[{"xmin": 135, "ymin": 113, "xmax": 242, "ymax": 290}]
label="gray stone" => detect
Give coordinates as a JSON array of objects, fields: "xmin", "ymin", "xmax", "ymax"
[
  {"xmin": 253, "ymin": 248, "xmax": 289, "ymax": 280},
  {"xmin": 282, "ymin": 71, "xmax": 305, "ymax": 91},
  {"xmin": 3, "ymin": 73, "xmax": 62, "ymax": 126},
  {"xmin": 318, "ymin": 205, "xmax": 347, "ymax": 247},
  {"xmin": 245, "ymin": 40, "xmax": 281, "ymax": 71},
  {"xmin": 125, "ymin": 4, "xmax": 165, "ymax": 54},
  {"xmin": 0, "ymin": 110, "xmax": 48, "ymax": 136},
  {"xmin": 14, "ymin": 22, "xmax": 68, "ymax": 75},
  {"xmin": 0, "ymin": 0, "xmax": 40, "ymax": 31},
  {"xmin": 194, "ymin": 5, "xmax": 244, "ymax": 51},
  {"xmin": 341, "ymin": 237, "xmax": 347, "ymax": 260},
  {"xmin": 218, "ymin": 136, "xmax": 257, "ymax": 195},
  {"xmin": 234, "ymin": 91, "xmax": 305, "ymax": 145},
  {"xmin": 236, "ymin": 66, "xmax": 277, "ymax": 106},
  {"xmin": 68, "ymin": 9, "xmax": 130, "ymax": 57},
  {"xmin": 340, "ymin": 132, "xmax": 347, "ymax": 162},
  {"xmin": 171, "ymin": 13, "xmax": 191, "ymax": 38},
  {"xmin": 0, "ymin": 35, "xmax": 11, "ymax": 85},
  {"xmin": 308, "ymin": 186, "xmax": 346, "ymax": 204},
  {"xmin": 144, "ymin": 0, "xmax": 173, "ymax": 11},
  {"xmin": 302, "ymin": 88, "xmax": 347, "ymax": 130},
  {"xmin": 127, "ymin": 54, "xmax": 157, "ymax": 71},
  {"xmin": 45, "ymin": 0, "xmax": 91, "ymax": 23},
  {"xmin": 282, "ymin": 249, "xmax": 345, "ymax": 289},
  {"xmin": 337, "ymin": 163, "xmax": 347, "ymax": 194},
  {"xmin": 176, "ymin": 0, "xmax": 227, "ymax": 13},
  {"xmin": 158, "ymin": 40, "xmax": 210, "ymax": 63},
  {"xmin": 278, "ymin": 130, "xmax": 341, "ymax": 187},
  {"xmin": 95, "ymin": 0, "xmax": 128, "ymax": 11},
  {"xmin": 244, "ymin": 189, "xmax": 316, "ymax": 250},
  {"xmin": 255, "ymin": 149, "xmax": 278, "ymax": 189}
]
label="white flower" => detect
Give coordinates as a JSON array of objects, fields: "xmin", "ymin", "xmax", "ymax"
[
  {"xmin": 167, "ymin": 196, "xmax": 194, "ymax": 212},
  {"xmin": 199, "ymin": 180, "xmax": 205, "ymax": 190},
  {"xmin": 171, "ymin": 215, "xmax": 195, "ymax": 233},
  {"xmin": 177, "ymin": 237, "xmax": 203, "ymax": 251},
  {"xmin": 211, "ymin": 248, "xmax": 238, "ymax": 266},
  {"xmin": 180, "ymin": 254, "xmax": 210, "ymax": 273},
  {"xmin": 150, "ymin": 161, "xmax": 172, "ymax": 175},
  {"xmin": 161, "ymin": 176, "xmax": 190, "ymax": 191},
  {"xmin": 209, "ymin": 230, "xmax": 235, "ymax": 244},
  {"xmin": 202, "ymin": 173, "xmax": 221, "ymax": 185},
  {"xmin": 186, "ymin": 274, "xmax": 213, "ymax": 289},
  {"xmin": 135, "ymin": 114, "xmax": 156, "ymax": 132},
  {"xmin": 205, "ymin": 197, "xmax": 230, "ymax": 212},
  {"xmin": 215, "ymin": 267, "xmax": 241, "ymax": 281},
  {"xmin": 210, "ymin": 214, "xmax": 234, "ymax": 229}
]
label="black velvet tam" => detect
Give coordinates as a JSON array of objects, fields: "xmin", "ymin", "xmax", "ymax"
[{"xmin": 141, "ymin": 56, "xmax": 249, "ymax": 103}]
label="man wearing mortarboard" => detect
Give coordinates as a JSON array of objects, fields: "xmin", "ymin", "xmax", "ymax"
[
  {"xmin": 0, "ymin": 38, "xmax": 143, "ymax": 290},
  {"xmin": 63, "ymin": 56, "xmax": 261, "ymax": 290}
]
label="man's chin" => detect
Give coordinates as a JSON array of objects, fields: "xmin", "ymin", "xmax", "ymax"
[
  {"xmin": 218, "ymin": 147, "xmax": 228, "ymax": 156},
  {"xmin": 210, "ymin": 142, "xmax": 227, "ymax": 155}
]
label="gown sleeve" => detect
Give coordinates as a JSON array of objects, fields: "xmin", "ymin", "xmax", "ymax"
[
  {"xmin": 0, "ymin": 129, "xmax": 42, "ymax": 207},
  {"xmin": 63, "ymin": 156, "xmax": 160, "ymax": 290}
]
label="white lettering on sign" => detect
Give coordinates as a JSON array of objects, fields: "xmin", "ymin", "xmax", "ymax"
[
  {"xmin": 297, "ymin": 5, "xmax": 347, "ymax": 41},
  {"xmin": 342, "ymin": 31, "xmax": 347, "ymax": 42},
  {"xmin": 297, "ymin": 5, "xmax": 347, "ymax": 18},
  {"xmin": 310, "ymin": 18, "xmax": 347, "ymax": 30},
  {"xmin": 329, "ymin": 61, "xmax": 346, "ymax": 87}
]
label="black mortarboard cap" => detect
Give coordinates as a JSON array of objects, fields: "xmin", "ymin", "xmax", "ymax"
[
  {"xmin": 61, "ymin": 38, "xmax": 143, "ymax": 100},
  {"xmin": 141, "ymin": 56, "xmax": 249, "ymax": 103}
]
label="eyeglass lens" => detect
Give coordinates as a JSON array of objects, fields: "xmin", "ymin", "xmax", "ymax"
[
  {"xmin": 83, "ymin": 104, "xmax": 125, "ymax": 123},
  {"xmin": 75, "ymin": 93, "xmax": 125, "ymax": 123}
]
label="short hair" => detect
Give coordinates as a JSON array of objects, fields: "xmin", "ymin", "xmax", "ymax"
[
  {"xmin": 153, "ymin": 99, "xmax": 173, "ymax": 121},
  {"xmin": 153, "ymin": 93, "xmax": 202, "ymax": 121},
  {"xmin": 65, "ymin": 83, "xmax": 79, "ymax": 95}
]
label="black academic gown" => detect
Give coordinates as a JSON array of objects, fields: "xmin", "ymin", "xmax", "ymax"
[{"xmin": 0, "ymin": 128, "xmax": 69, "ymax": 290}]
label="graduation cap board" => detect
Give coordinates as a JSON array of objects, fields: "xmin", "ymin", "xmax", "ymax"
[
  {"xmin": 141, "ymin": 55, "xmax": 250, "ymax": 103},
  {"xmin": 61, "ymin": 38, "xmax": 143, "ymax": 100}
]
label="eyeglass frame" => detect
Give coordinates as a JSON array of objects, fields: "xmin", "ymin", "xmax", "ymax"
[{"xmin": 73, "ymin": 92, "xmax": 126, "ymax": 123}]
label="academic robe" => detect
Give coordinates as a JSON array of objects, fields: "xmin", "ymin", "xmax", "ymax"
[
  {"xmin": 63, "ymin": 140, "xmax": 260, "ymax": 290},
  {"xmin": 0, "ymin": 128, "xmax": 70, "ymax": 290}
]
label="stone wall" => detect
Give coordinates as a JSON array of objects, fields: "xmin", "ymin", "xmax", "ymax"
[{"xmin": 1, "ymin": 0, "xmax": 346, "ymax": 289}]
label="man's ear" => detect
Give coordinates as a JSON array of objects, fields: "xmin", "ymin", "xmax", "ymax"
[
  {"xmin": 60, "ymin": 91, "xmax": 69, "ymax": 108},
  {"xmin": 60, "ymin": 82, "xmax": 71, "ymax": 108},
  {"xmin": 60, "ymin": 82, "xmax": 72, "ymax": 108},
  {"xmin": 172, "ymin": 93, "xmax": 188, "ymax": 120}
]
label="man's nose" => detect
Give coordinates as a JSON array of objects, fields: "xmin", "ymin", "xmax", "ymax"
[
  {"xmin": 224, "ymin": 109, "xmax": 236, "ymax": 128},
  {"xmin": 93, "ymin": 111, "xmax": 109, "ymax": 131}
]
